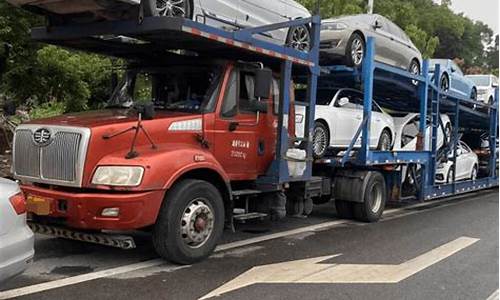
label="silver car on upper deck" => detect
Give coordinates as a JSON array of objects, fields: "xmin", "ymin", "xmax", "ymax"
[{"xmin": 320, "ymin": 14, "xmax": 422, "ymax": 74}]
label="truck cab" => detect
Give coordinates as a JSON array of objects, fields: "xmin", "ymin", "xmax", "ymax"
[{"xmin": 13, "ymin": 58, "xmax": 297, "ymax": 263}]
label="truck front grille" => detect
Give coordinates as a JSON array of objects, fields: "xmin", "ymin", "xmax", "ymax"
[{"xmin": 13, "ymin": 125, "xmax": 91, "ymax": 187}]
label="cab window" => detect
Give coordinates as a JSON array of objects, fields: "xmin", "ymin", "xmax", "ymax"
[{"xmin": 221, "ymin": 69, "xmax": 261, "ymax": 118}]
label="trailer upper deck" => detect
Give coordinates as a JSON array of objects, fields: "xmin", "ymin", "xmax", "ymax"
[{"xmin": 31, "ymin": 16, "xmax": 320, "ymax": 71}]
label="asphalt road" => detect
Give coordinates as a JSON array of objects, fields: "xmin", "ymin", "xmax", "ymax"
[{"xmin": 0, "ymin": 189, "xmax": 498, "ymax": 300}]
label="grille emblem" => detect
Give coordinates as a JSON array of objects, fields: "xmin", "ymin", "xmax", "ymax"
[{"xmin": 33, "ymin": 128, "xmax": 52, "ymax": 146}]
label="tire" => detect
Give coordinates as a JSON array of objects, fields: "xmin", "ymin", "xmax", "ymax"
[
  {"xmin": 440, "ymin": 74, "xmax": 450, "ymax": 93},
  {"xmin": 286, "ymin": 25, "xmax": 311, "ymax": 52},
  {"xmin": 471, "ymin": 165, "xmax": 478, "ymax": 181},
  {"xmin": 353, "ymin": 172, "xmax": 386, "ymax": 222},
  {"xmin": 446, "ymin": 168, "xmax": 454, "ymax": 184},
  {"xmin": 345, "ymin": 33, "xmax": 365, "ymax": 68},
  {"xmin": 153, "ymin": 179, "xmax": 224, "ymax": 264},
  {"xmin": 335, "ymin": 200, "xmax": 354, "ymax": 219},
  {"xmin": 377, "ymin": 129, "xmax": 392, "ymax": 151},
  {"xmin": 312, "ymin": 121, "xmax": 330, "ymax": 159},
  {"xmin": 409, "ymin": 59, "xmax": 420, "ymax": 85},
  {"xmin": 444, "ymin": 123, "xmax": 452, "ymax": 145},
  {"xmin": 143, "ymin": 0, "xmax": 192, "ymax": 18}
]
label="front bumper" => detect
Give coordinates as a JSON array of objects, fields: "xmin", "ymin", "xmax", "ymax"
[{"xmin": 21, "ymin": 185, "xmax": 165, "ymax": 230}]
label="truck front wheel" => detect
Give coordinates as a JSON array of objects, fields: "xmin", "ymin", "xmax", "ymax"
[{"xmin": 153, "ymin": 179, "xmax": 224, "ymax": 264}]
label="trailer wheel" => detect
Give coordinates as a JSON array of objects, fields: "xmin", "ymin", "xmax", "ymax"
[
  {"xmin": 335, "ymin": 200, "xmax": 354, "ymax": 219},
  {"xmin": 153, "ymin": 179, "xmax": 224, "ymax": 264},
  {"xmin": 353, "ymin": 172, "xmax": 386, "ymax": 222}
]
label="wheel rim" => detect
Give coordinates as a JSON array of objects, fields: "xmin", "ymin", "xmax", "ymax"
[
  {"xmin": 369, "ymin": 183, "xmax": 383, "ymax": 214},
  {"xmin": 410, "ymin": 62, "xmax": 420, "ymax": 85},
  {"xmin": 156, "ymin": 0, "xmax": 187, "ymax": 17},
  {"xmin": 471, "ymin": 167, "xmax": 477, "ymax": 180},
  {"xmin": 380, "ymin": 133, "xmax": 391, "ymax": 151},
  {"xmin": 445, "ymin": 125, "xmax": 452, "ymax": 144},
  {"xmin": 441, "ymin": 76, "xmax": 449, "ymax": 93},
  {"xmin": 180, "ymin": 198, "xmax": 215, "ymax": 249},
  {"xmin": 313, "ymin": 126, "xmax": 328, "ymax": 157},
  {"xmin": 289, "ymin": 26, "xmax": 310, "ymax": 51},
  {"xmin": 351, "ymin": 38, "xmax": 364, "ymax": 66}
]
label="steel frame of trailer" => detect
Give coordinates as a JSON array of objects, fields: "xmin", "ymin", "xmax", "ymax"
[
  {"xmin": 315, "ymin": 37, "xmax": 498, "ymax": 201},
  {"xmin": 31, "ymin": 15, "xmax": 322, "ymax": 187}
]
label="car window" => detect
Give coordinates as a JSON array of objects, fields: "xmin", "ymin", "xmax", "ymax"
[
  {"xmin": 221, "ymin": 71, "xmax": 238, "ymax": 118},
  {"xmin": 336, "ymin": 89, "xmax": 363, "ymax": 109},
  {"xmin": 451, "ymin": 62, "xmax": 463, "ymax": 76},
  {"xmin": 460, "ymin": 142, "xmax": 471, "ymax": 153}
]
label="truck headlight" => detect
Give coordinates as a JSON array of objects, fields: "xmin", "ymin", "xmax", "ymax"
[{"xmin": 92, "ymin": 166, "xmax": 144, "ymax": 187}]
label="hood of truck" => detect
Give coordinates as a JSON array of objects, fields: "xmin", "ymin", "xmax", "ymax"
[{"xmin": 27, "ymin": 109, "xmax": 194, "ymax": 128}]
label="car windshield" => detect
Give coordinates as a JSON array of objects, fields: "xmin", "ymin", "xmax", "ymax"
[
  {"xmin": 295, "ymin": 88, "xmax": 339, "ymax": 105},
  {"xmin": 429, "ymin": 59, "xmax": 448, "ymax": 71},
  {"xmin": 108, "ymin": 65, "xmax": 222, "ymax": 113},
  {"xmin": 467, "ymin": 76, "xmax": 491, "ymax": 86}
]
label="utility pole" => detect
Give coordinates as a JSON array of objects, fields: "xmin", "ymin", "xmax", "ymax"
[{"xmin": 368, "ymin": 0, "xmax": 374, "ymax": 14}]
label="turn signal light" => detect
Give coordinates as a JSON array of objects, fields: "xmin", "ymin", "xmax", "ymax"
[{"xmin": 9, "ymin": 192, "xmax": 27, "ymax": 215}]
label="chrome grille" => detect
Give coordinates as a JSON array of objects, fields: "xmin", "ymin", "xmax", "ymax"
[
  {"xmin": 13, "ymin": 129, "xmax": 41, "ymax": 178},
  {"xmin": 13, "ymin": 125, "xmax": 91, "ymax": 187},
  {"xmin": 41, "ymin": 132, "xmax": 82, "ymax": 182}
]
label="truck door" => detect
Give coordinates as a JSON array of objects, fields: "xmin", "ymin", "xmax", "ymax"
[{"xmin": 213, "ymin": 67, "xmax": 266, "ymax": 180}]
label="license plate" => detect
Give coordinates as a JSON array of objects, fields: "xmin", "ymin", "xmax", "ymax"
[{"xmin": 26, "ymin": 195, "xmax": 52, "ymax": 216}]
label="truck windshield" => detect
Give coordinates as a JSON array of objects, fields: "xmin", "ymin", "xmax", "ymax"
[{"xmin": 108, "ymin": 66, "xmax": 222, "ymax": 113}]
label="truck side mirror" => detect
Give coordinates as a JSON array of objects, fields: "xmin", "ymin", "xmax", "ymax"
[
  {"xmin": 254, "ymin": 68, "xmax": 272, "ymax": 99},
  {"xmin": 337, "ymin": 97, "xmax": 350, "ymax": 107},
  {"xmin": 249, "ymin": 100, "xmax": 268, "ymax": 113}
]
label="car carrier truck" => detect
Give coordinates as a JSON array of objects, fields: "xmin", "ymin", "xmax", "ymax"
[{"xmin": 11, "ymin": 10, "xmax": 498, "ymax": 264}]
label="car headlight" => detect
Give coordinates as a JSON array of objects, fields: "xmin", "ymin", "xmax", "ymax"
[
  {"xmin": 92, "ymin": 166, "xmax": 144, "ymax": 187},
  {"xmin": 321, "ymin": 22, "xmax": 348, "ymax": 31},
  {"xmin": 296, "ymin": 114, "xmax": 304, "ymax": 124}
]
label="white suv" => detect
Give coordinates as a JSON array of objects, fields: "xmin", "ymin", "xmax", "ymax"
[{"xmin": 466, "ymin": 74, "xmax": 499, "ymax": 105}]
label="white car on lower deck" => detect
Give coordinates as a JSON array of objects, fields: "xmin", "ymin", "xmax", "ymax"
[
  {"xmin": 435, "ymin": 141, "xmax": 479, "ymax": 184},
  {"xmin": 0, "ymin": 178, "xmax": 35, "ymax": 283},
  {"xmin": 295, "ymin": 88, "xmax": 395, "ymax": 158}
]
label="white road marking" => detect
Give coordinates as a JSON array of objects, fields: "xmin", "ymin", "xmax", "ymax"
[
  {"xmin": 487, "ymin": 289, "xmax": 499, "ymax": 300},
  {"xmin": 0, "ymin": 192, "xmax": 488, "ymax": 299},
  {"xmin": 200, "ymin": 237, "xmax": 480, "ymax": 299}
]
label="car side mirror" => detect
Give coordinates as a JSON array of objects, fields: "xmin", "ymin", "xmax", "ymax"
[
  {"xmin": 373, "ymin": 20, "xmax": 382, "ymax": 29},
  {"xmin": 254, "ymin": 68, "xmax": 272, "ymax": 99},
  {"xmin": 337, "ymin": 97, "xmax": 350, "ymax": 107},
  {"xmin": 492, "ymin": 82, "xmax": 499, "ymax": 88}
]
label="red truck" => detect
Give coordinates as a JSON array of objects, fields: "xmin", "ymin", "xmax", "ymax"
[{"xmin": 13, "ymin": 15, "xmax": 325, "ymax": 264}]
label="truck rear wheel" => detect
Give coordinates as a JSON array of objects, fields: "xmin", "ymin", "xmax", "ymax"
[
  {"xmin": 353, "ymin": 172, "xmax": 386, "ymax": 222},
  {"xmin": 153, "ymin": 179, "xmax": 224, "ymax": 264}
]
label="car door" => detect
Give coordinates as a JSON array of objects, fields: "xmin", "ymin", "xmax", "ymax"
[
  {"xmin": 197, "ymin": 0, "xmax": 243, "ymax": 29},
  {"xmin": 372, "ymin": 16, "xmax": 398, "ymax": 66},
  {"xmin": 238, "ymin": 0, "xmax": 286, "ymax": 41},
  {"xmin": 213, "ymin": 68, "xmax": 262, "ymax": 179},
  {"xmin": 449, "ymin": 62, "xmax": 468, "ymax": 97},
  {"xmin": 332, "ymin": 89, "xmax": 364, "ymax": 147},
  {"xmin": 385, "ymin": 20, "xmax": 412, "ymax": 69}
]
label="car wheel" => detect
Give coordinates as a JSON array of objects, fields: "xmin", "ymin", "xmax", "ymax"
[
  {"xmin": 345, "ymin": 33, "xmax": 365, "ymax": 68},
  {"xmin": 444, "ymin": 123, "xmax": 452, "ymax": 145},
  {"xmin": 286, "ymin": 25, "xmax": 311, "ymax": 52},
  {"xmin": 377, "ymin": 129, "xmax": 392, "ymax": 151},
  {"xmin": 152, "ymin": 179, "xmax": 224, "ymax": 264},
  {"xmin": 470, "ymin": 88, "xmax": 477, "ymax": 101},
  {"xmin": 471, "ymin": 165, "xmax": 478, "ymax": 181},
  {"xmin": 446, "ymin": 168, "xmax": 454, "ymax": 184},
  {"xmin": 312, "ymin": 121, "xmax": 330, "ymax": 159},
  {"xmin": 409, "ymin": 59, "xmax": 420, "ymax": 85},
  {"xmin": 143, "ymin": 0, "xmax": 192, "ymax": 18},
  {"xmin": 440, "ymin": 74, "xmax": 450, "ymax": 93}
]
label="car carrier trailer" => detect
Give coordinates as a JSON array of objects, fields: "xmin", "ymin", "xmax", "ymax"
[{"xmin": 12, "ymin": 11, "xmax": 498, "ymax": 264}]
